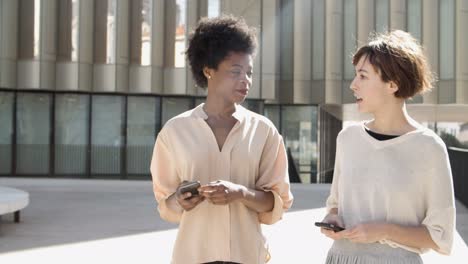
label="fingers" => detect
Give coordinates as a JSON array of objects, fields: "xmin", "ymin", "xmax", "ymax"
[{"xmin": 176, "ymin": 193, "xmax": 205, "ymax": 211}]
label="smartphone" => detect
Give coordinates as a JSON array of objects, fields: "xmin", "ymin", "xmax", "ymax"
[
  {"xmin": 315, "ymin": 222, "xmax": 344, "ymax": 232},
  {"xmin": 178, "ymin": 181, "xmax": 201, "ymax": 199}
]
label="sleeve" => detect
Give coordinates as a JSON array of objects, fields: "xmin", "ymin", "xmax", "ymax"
[
  {"xmin": 150, "ymin": 130, "xmax": 183, "ymax": 223},
  {"xmin": 325, "ymin": 134, "xmax": 342, "ymax": 213},
  {"xmin": 255, "ymin": 127, "xmax": 293, "ymax": 225},
  {"xmin": 421, "ymin": 141, "xmax": 456, "ymax": 255}
]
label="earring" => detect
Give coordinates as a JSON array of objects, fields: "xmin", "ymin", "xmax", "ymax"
[{"xmin": 207, "ymin": 75, "xmax": 211, "ymax": 79}]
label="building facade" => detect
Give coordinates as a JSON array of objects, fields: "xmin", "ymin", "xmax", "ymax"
[{"xmin": 0, "ymin": 0, "xmax": 467, "ymax": 182}]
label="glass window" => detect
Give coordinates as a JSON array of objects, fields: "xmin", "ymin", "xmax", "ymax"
[
  {"xmin": 55, "ymin": 94, "xmax": 89, "ymax": 174},
  {"xmin": 407, "ymin": 0, "xmax": 421, "ymax": 41},
  {"xmin": 34, "ymin": 0, "xmax": 41, "ymax": 58},
  {"xmin": 312, "ymin": 0, "xmax": 325, "ymax": 79},
  {"xmin": 207, "ymin": 0, "xmax": 220, "ymax": 18},
  {"xmin": 174, "ymin": 0, "xmax": 187, "ymax": 68},
  {"xmin": 57, "ymin": 0, "xmax": 80, "ymax": 61},
  {"xmin": 343, "ymin": 0, "xmax": 357, "ymax": 80},
  {"xmin": 241, "ymin": 100, "xmax": 264, "ymax": 114},
  {"xmin": 16, "ymin": 93, "xmax": 51, "ymax": 174},
  {"xmin": 141, "ymin": 0, "xmax": 152, "ymax": 65},
  {"xmin": 375, "ymin": 0, "xmax": 389, "ymax": 32},
  {"xmin": 161, "ymin": 97, "xmax": 192, "ymax": 125},
  {"xmin": 0, "ymin": 92, "xmax": 14, "ymax": 174},
  {"xmin": 107, "ymin": 0, "xmax": 117, "ymax": 63},
  {"xmin": 281, "ymin": 106, "xmax": 318, "ymax": 183},
  {"xmin": 91, "ymin": 95, "xmax": 125, "ymax": 175},
  {"xmin": 264, "ymin": 105, "xmax": 280, "ymax": 130},
  {"xmin": 127, "ymin": 96, "xmax": 160, "ymax": 176},
  {"xmin": 439, "ymin": 0, "xmax": 455, "ymax": 80}
]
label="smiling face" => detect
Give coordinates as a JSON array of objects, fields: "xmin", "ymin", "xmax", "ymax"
[
  {"xmin": 204, "ymin": 52, "xmax": 253, "ymax": 105},
  {"xmin": 350, "ymin": 55, "xmax": 399, "ymax": 114}
]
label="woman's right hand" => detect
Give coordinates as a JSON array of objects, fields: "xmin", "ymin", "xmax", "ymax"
[
  {"xmin": 174, "ymin": 182, "xmax": 205, "ymax": 211},
  {"xmin": 320, "ymin": 212, "xmax": 345, "ymax": 240}
]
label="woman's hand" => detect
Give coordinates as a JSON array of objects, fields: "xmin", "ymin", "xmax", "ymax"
[
  {"xmin": 174, "ymin": 181, "xmax": 205, "ymax": 211},
  {"xmin": 320, "ymin": 211, "xmax": 346, "ymax": 240},
  {"xmin": 340, "ymin": 222, "xmax": 389, "ymax": 243},
  {"xmin": 198, "ymin": 180, "xmax": 246, "ymax": 205}
]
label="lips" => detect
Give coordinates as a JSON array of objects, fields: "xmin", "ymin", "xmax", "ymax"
[{"xmin": 237, "ymin": 89, "xmax": 249, "ymax": 96}]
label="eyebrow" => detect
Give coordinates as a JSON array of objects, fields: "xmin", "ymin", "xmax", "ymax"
[
  {"xmin": 231, "ymin": 64, "xmax": 252, "ymax": 70},
  {"xmin": 357, "ymin": 69, "xmax": 368, "ymax": 73}
]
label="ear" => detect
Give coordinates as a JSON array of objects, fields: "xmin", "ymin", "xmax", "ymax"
[
  {"xmin": 388, "ymin": 81, "xmax": 399, "ymax": 95},
  {"xmin": 203, "ymin": 67, "xmax": 214, "ymax": 80}
]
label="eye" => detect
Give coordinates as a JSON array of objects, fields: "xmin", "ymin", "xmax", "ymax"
[
  {"xmin": 247, "ymin": 71, "xmax": 253, "ymax": 78},
  {"xmin": 230, "ymin": 70, "xmax": 241, "ymax": 76},
  {"xmin": 360, "ymin": 74, "xmax": 367, "ymax": 79}
]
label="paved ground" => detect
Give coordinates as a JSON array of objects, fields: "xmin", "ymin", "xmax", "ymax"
[{"xmin": 0, "ymin": 178, "xmax": 467, "ymax": 263}]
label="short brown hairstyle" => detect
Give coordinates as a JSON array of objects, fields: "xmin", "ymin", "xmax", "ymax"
[
  {"xmin": 352, "ymin": 30, "xmax": 435, "ymax": 99},
  {"xmin": 186, "ymin": 15, "xmax": 257, "ymax": 88}
]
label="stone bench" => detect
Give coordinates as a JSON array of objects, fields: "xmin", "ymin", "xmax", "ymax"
[{"xmin": 0, "ymin": 186, "xmax": 29, "ymax": 224}]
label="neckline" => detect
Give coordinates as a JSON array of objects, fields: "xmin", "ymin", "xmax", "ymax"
[{"xmin": 359, "ymin": 121, "xmax": 425, "ymax": 149}]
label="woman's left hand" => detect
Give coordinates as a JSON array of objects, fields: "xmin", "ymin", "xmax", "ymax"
[
  {"xmin": 199, "ymin": 180, "xmax": 246, "ymax": 205},
  {"xmin": 340, "ymin": 223, "xmax": 390, "ymax": 244}
]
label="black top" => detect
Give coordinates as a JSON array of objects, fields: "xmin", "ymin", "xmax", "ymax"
[{"xmin": 365, "ymin": 128, "xmax": 400, "ymax": 141}]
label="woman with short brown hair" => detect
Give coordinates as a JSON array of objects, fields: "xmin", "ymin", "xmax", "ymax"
[{"xmin": 320, "ymin": 30, "xmax": 455, "ymax": 264}]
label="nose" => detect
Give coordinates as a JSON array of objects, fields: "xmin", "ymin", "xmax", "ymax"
[{"xmin": 349, "ymin": 77, "xmax": 358, "ymax": 92}]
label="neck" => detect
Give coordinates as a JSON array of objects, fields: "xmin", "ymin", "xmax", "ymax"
[
  {"xmin": 203, "ymin": 94, "xmax": 236, "ymax": 119},
  {"xmin": 369, "ymin": 101, "xmax": 418, "ymax": 135}
]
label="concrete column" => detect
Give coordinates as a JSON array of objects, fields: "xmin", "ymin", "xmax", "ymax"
[
  {"xmin": 220, "ymin": 0, "xmax": 262, "ymax": 99},
  {"xmin": 261, "ymin": 0, "xmax": 280, "ymax": 100},
  {"xmin": 93, "ymin": 0, "xmax": 130, "ymax": 93},
  {"xmin": 163, "ymin": 0, "xmax": 187, "ymax": 95},
  {"xmin": 422, "ymin": 0, "xmax": 439, "ymax": 104},
  {"xmin": 357, "ymin": 0, "xmax": 374, "ymax": 44},
  {"xmin": 456, "ymin": 0, "xmax": 468, "ymax": 104},
  {"xmin": 0, "ymin": 0, "xmax": 18, "ymax": 88},
  {"xmin": 185, "ymin": 0, "xmax": 200, "ymax": 96},
  {"xmin": 56, "ymin": 0, "xmax": 93, "ymax": 91},
  {"xmin": 390, "ymin": 0, "xmax": 406, "ymax": 30},
  {"xmin": 17, "ymin": 0, "xmax": 57, "ymax": 90},
  {"xmin": 325, "ymin": 0, "xmax": 343, "ymax": 104},
  {"xmin": 278, "ymin": 0, "xmax": 294, "ymax": 103},
  {"xmin": 293, "ymin": 0, "xmax": 312, "ymax": 103},
  {"xmin": 151, "ymin": 0, "xmax": 164, "ymax": 94}
]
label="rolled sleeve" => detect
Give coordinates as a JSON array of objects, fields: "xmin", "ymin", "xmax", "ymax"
[
  {"xmin": 421, "ymin": 142, "xmax": 456, "ymax": 255},
  {"xmin": 256, "ymin": 128, "xmax": 293, "ymax": 225},
  {"xmin": 150, "ymin": 130, "xmax": 182, "ymax": 223}
]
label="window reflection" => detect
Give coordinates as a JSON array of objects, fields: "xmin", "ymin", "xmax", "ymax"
[
  {"xmin": 127, "ymin": 96, "xmax": 159, "ymax": 176},
  {"xmin": 423, "ymin": 122, "xmax": 468, "ymax": 149},
  {"xmin": 71, "ymin": 0, "xmax": 79, "ymax": 61},
  {"xmin": 162, "ymin": 97, "xmax": 192, "ymax": 125},
  {"xmin": 16, "ymin": 93, "xmax": 51, "ymax": 174},
  {"xmin": 141, "ymin": 0, "xmax": 152, "ymax": 65},
  {"xmin": 34, "ymin": 0, "xmax": 41, "ymax": 58},
  {"xmin": 281, "ymin": 106, "xmax": 318, "ymax": 183},
  {"xmin": 55, "ymin": 94, "xmax": 89, "ymax": 174},
  {"xmin": 174, "ymin": 0, "xmax": 187, "ymax": 68},
  {"xmin": 91, "ymin": 95, "xmax": 124, "ymax": 175},
  {"xmin": 107, "ymin": 0, "xmax": 117, "ymax": 63},
  {"xmin": 0, "ymin": 92, "xmax": 14, "ymax": 174}
]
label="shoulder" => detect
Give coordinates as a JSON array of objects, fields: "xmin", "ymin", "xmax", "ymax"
[
  {"xmin": 336, "ymin": 122, "xmax": 362, "ymax": 142},
  {"xmin": 415, "ymin": 128, "xmax": 448, "ymax": 153},
  {"xmin": 160, "ymin": 108, "xmax": 197, "ymax": 134}
]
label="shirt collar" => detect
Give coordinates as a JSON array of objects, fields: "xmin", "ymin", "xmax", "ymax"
[{"xmin": 192, "ymin": 103, "xmax": 246, "ymax": 122}]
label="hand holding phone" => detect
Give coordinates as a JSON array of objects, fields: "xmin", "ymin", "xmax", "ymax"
[
  {"xmin": 315, "ymin": 222, "xmax": 345, "ymax": 232},
  {"xmin": 177, "ymin": 181, "xmax": 201, "ymax": 199}
]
